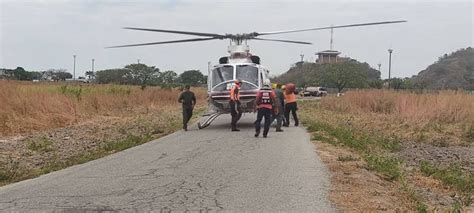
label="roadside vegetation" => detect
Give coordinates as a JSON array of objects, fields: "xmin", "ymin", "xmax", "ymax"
[
  {"xmin": 300, "ymin": 89, "xmax": 473, "ymax": 211},
  {"xmin": 0, "ymin": 81, "xmax": 206, "ymax": 186}
]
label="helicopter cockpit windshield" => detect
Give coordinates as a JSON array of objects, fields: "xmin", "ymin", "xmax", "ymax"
[
  {"xmin": 211, "ymin": 64, "xmax": 260, "ymax": 92},
  {"xmin": 236, "ymin": 65, "xmax": 259, "ymax": 90},
  {"xmin": 211, "ymin": 65, "xmax": 234, "ymax": 92}
]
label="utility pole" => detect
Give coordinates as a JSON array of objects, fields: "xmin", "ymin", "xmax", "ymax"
[
  {"xmin": 73, "ymin": 55, "xmax": 76, "ymax": 80},
  {"xmin": 300, "ymin": 54, "xmax": 304, "ymax": 63},
  {"xmin": 388, "ymin": 49, "xmax": 393, "ymax": 79},
  {"xmin": 92, "ymin": 59, "xmax": 95, "ymax": 72},
  {"xmin": 377, "ymin": 63, "xmax": 381, "ymax": 73}
]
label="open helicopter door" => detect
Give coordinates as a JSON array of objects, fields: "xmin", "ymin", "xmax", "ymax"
[{"xmin": 207, "ymin": 62, "xmax": 212, "ymax": 93}]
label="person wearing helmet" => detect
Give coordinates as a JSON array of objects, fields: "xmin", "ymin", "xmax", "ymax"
[
  {"xmin": 254, "ymin": 82, "xmax": 277, "ymax": 138},
  {"xmin": 229, "ymin": 79, "xmax": 243, "ymax": 131}
]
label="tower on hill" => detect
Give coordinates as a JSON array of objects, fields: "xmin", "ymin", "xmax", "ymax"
[{"xmin": 315, "ymin": 27, "xmax": 349, "ymax": 64}]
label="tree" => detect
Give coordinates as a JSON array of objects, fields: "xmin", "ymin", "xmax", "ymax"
[
  {"xmin": 387, "ymin": 78, "xmax": 404, "ymax": 89},
  {"xmin": 320, "ymin": 61, "xmax": 369, "ymax": 93},
  {"xmin": 85, "ymin": 71, "xmax": 95, "ymax": 80},
  {"xmin": 368, "ymin": 79, "xmax": 383, "ymax": 89},
  {"xmin": 179, "ymin": 70, "xmax": 206, "ymax": 86},
  {"xmin": 37, "ymin": 69, "xmax": 72, "ymax": 81},
  {"xmin": 160, "ymin": 70, "xmax": 178, "ymax": 86},
  {"xmin": 274, "ymin": 60, "xmax": 380, "ymax": 88},
  {"xmin": 55, "ymin": 71, "xmax": 72, "ymax": 81},
  {"xmin": 8, "ymin": 67, "xmax": 40, "ymax": 81},
  {"xmin": 124, "ymin": 63, "xmax": 160, "ymax": 87},
  {"xmin": 95, "ymin": 69, "xmax": 129, "ymax": 84}
]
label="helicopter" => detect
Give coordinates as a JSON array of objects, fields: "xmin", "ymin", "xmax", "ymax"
[{"xmin": 108, "ymin": 20, "xmax": 406, "ymax": 129}]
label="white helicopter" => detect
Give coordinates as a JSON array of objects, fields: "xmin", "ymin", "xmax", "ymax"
[{"xmin": 108, "ymin": 20, "xmax": 406, "ymax": 129}]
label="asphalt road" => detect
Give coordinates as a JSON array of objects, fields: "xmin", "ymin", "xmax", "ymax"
[{"xmin": 0, "ymin": 114, "xmax": 334, "ymax": 212}]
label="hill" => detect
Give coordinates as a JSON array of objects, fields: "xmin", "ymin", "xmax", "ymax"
[
  {"xmin": 413, "ymin": 47, "xmax": 474, "ymax": 90},
  {"xmin": 273, "ymin": 59, "xmax": 381, "ymax": 89}
]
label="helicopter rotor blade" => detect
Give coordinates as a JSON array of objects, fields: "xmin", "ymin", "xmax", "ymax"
[
  {"xmin": 257, "ymin": 20, "xmax": 407, "ymax": 36},
  {"xmin": 123, "ymin": 27, "xmax": 226, "ymax": 38},
  {"xmin": 105, "ymin": 37, "xmax": 219, "ymax": 48},
  {"xmin": 252, "ymin": 38, "xmax": 312, "ymax": 45}
]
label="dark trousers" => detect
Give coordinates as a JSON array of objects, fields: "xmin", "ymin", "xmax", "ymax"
[
  {"xmin": 272, "ymin": 105, "xmax": 284, "ymax": 130},
  {"xmin": 255, "ymin": 108, "xmax": 272, "ymax": 136},
  {"xmin": 284, "ymin": 102, "xmax": 299, "ymax": 126},
  {"xmin": 182, "ymin": 107, "xmax": 193, "ymax": 128},
  {"xmin": 273, "ymin": 112, "xmax": 284, "ymax": 130},
  {"xmin": 230, "ymin": 100, "xmax": 242, "ymax": 129}
]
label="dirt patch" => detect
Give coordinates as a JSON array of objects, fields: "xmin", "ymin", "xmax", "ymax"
[
  {"xmin": 314, "ymin": 141, "xmax": 413, "ymax": 212},
  {"xmin": 398, "ymin": 141, "xmax": 474, "ymax": 173}
]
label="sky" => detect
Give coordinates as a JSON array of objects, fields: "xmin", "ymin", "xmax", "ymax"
[{"xmin": 0, "ymin": 0, "xmax": 473, "ymax": 79}]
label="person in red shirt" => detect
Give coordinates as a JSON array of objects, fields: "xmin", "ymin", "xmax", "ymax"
[
  {"xmin": 254, "ymin": 83, "xmax": 278, "ymax": 138},
  {"xmin": 229, "ymin": 79, "xmax": 242, "ymax": 131}
]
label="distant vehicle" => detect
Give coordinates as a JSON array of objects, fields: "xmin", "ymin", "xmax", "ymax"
[
  {"xmin": 65, "ymin": 78, "xmax": 90, "ymax": 83},
  {"xmin": 301, "ymin": 87, "xmax": 327, "ymax": 97}
]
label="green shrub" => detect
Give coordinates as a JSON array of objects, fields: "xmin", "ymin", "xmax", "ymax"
[
  {"xmin": 26, "ymin": 137, "xmax": 55, "ymax": 152},
  {"xmin": 365, "ymin": 154, "xmax": 401, "ymax": 180}
]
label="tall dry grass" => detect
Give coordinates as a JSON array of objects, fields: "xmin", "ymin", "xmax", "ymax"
[
  {"xmin": 0, "ymin": 81, "xmax": 207, "ymax": 136},
  {"xmin": 320, "ymin": 90, "xmax": 474, "ymax": 125}
]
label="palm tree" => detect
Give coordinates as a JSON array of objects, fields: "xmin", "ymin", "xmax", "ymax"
[{"xmin": 85, "ymin": 71, "xmax": 95, "ymax": 80}]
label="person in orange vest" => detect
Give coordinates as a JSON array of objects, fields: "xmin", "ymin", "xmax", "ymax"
[
  {"xmin": 254, "ymin": 83, "xmax": 278, "ymax": 138},
  {"xmin": 229, "ymin": 79, "xmax": 243, "ymax": 131},
  {"xmin": 283, "ymin": 84, "xmax": 299, "ymax": 127}
]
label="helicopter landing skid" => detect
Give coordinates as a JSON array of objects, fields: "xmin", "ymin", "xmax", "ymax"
[{"xmin": 198, "ymin": 112, "xmax": 224, "ymax": 129}]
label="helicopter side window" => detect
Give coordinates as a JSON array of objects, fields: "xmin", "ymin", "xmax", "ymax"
[
  {"xmin": 236, "ymin": 65, "xmax": 259, "ymax": 90},
  {"xmin": 211, "ymin": 65, "xmax": 234, "ymax": 91}
]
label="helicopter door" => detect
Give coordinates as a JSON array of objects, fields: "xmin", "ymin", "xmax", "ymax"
[{"xmin": 208, "ymin": 65, "xmax": 212, "ymax": 92}]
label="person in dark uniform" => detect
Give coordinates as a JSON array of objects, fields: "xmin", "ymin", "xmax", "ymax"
[
  {"xmin": 229, "ymin": 79, "xmax": 242, "ymax": 131},
  {"xmin": 272, "ymin": 84, "xmax": 285, "ymax": 132},
  {"xmin": 178, "ymin": 85, "xmax": 196, "ymax": 131},
  {"xmin": 254, "ymin": 83, "xmax": 277, "ymax": 138}
]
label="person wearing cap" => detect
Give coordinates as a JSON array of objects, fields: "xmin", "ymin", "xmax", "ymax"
[
  {"xmin": 254, "ymin": 83, "xmax": 278, "ymax": 138},
  {"xmin": 178, "ymin": 85, "xmax": 196, "ymax": 131},
  {"xmin": 283, "ymin": 83, "xmax": 299, "ymax": 127},
  {"xmin": 229, "ymin": 79, "xmax": 242, "ymax": 131}
]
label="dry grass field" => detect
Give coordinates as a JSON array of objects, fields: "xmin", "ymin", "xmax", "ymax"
[
  {"xmin": 300, "ymin": 90, "xmax": 473, "ymax": 212},
  {"xmin": 0, "ymin": 81, "xmax": 206, "ymax": 136},
  {"xmin": 0, "ymin": 81, "xmax": 207, "ymax": 185}
]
